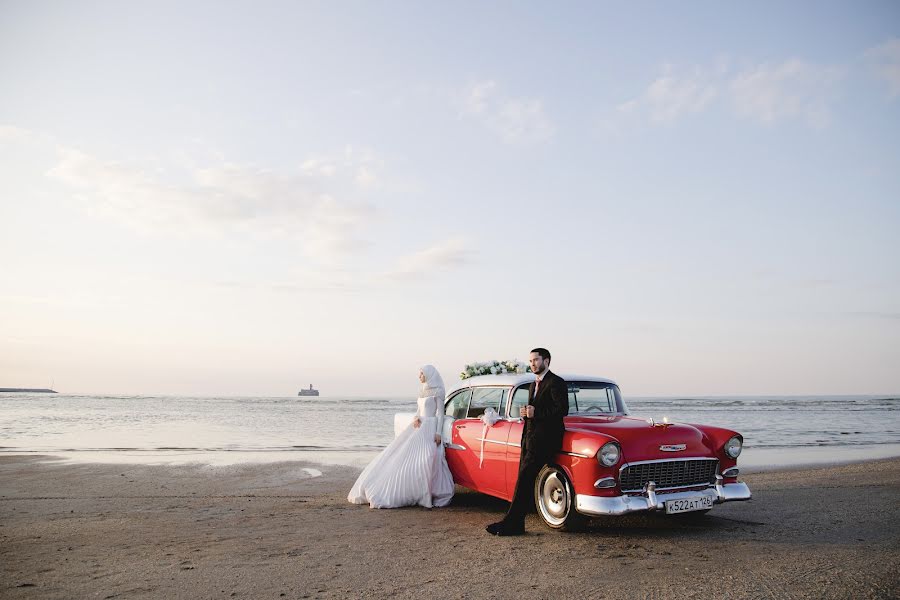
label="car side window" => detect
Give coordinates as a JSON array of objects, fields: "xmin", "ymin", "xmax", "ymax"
[
  {"xmin": 509, "ymin": 385, "xmax": 530, "ymax": 418},
  {"xmin": 445, "ymin": 389, "xmax": 472, "ymax": 419},
  {"xmin": 467, "ymin": 387, "xmax": 505, "ymax": 419}
]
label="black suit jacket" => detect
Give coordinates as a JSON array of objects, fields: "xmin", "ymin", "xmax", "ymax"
[{"xmin": 522, "ymin": 370, "xmax": 568, "ymax": 458}]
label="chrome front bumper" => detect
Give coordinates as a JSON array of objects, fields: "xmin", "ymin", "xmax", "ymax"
[{"xmin": 575, "ymin": 480, "xmax": 752, "ymax": 517}]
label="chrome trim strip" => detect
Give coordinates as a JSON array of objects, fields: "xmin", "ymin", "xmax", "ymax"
[
  {"xmin": 575, "ymin": 482, "xmax": 751, "ymax": 516},
  {"xmin": 471, "ymin": 441, "xmax": 591, "ymax": 453},
  {"xmin": 475, "ymin": 438, "xmax": 518, "ymax": 447},
  {"xmin": 562, "ymin": 451, "xmax": 592, "ymax": 458},
  {"xmin": 444, "ymin": 443, "xmax": 466, "ymax": 451}
]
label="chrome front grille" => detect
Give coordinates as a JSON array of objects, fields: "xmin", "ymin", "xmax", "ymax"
[{"xmin": 619, "ymin": 459, "xmax": 719, "ymax": 492}]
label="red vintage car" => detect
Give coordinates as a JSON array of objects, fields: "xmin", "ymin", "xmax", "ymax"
[{"xmin": 440, "ymin": 374, "xmax": 751, "ymax": 530}]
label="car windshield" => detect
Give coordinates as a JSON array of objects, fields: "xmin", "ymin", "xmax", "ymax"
[{"xmin": 568, "ymin": 382, "xmax": 627, "ymax": 414}]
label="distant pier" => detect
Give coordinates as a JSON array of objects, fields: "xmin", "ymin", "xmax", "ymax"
[{"xmin": 0, "ymin": 388, "xmax": 58, "ymax": 393}]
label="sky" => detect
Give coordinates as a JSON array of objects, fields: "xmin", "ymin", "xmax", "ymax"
[{"xmin": 1, "ymin": 1, "xmax": 898, "ymax": 397}]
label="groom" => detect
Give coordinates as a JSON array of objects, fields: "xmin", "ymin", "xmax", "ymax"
[{"xmin": 486, "ymin": 348, "xmax": 568, "ymax": 536}]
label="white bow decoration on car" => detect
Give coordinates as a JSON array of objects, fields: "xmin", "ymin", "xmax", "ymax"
[{"xmin": 478, "ymin": 407, "xmax": 502, "ymax": 468}]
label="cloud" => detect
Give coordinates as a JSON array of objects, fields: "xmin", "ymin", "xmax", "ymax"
[
  {"xmin": 209, "ymin": 237, "xmax": 474, "ymax": 292},
  {"xmin": 730, "ymin": 59, "xmax": 843, "ymax": 127},
  {"xmin": 618, "ymin": 58, "xmax": 842, "ymax": 128},
  {"xmin": 0, "ymin": 125, "xmax": 46, "ymax": 145},
  {"xmin": 461, "ymin": 81, "xmax": 555, "ymax": 144},
  {"xmin": 380, "ymin": 237, "xmax": 472, "ymax": 281},
  {"xmin": 617, "ymin": 63, "xmax": 719, "ymax": 123},
  {"xmin": 44, "ymin": 145, "xmax": 378, "ymax": 262},
  {"xmin": 4, "ymin": 126, "xmax": 476, "ymax": 292},
  {"xmin": 865, "ymin": 38, "xmax": 900, "ymax": 98}
]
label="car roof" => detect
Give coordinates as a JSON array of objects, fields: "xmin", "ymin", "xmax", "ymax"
[{"xmin": 446, "ymin": 373, "xmax": 617, "ymax": 396}]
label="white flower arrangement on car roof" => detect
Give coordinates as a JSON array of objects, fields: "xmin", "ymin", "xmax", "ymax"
[{"xmin": 460, "ymin": 360, "xmax": 531, "ymax": 380}]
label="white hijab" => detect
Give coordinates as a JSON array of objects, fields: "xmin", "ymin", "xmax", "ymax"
[{"xmin": 419, "ymin": 364, "xmax": 446, "ymax": 403}]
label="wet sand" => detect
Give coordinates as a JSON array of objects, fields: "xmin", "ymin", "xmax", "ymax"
[{"xmin": 1, "ymin": 455, "xmax": 898, "ymax": 599}]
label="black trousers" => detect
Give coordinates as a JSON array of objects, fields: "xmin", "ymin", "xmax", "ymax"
[{"xmin": 502, "ymin": 448, "xmax": 551, "ymax": 528}]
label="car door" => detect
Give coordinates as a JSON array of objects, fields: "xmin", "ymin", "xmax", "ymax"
[
  {"xmin": 443, "ymin": 388, "xmax": 474, "ymax": 486},
  {"xmin": 449, "ymin": 386, "xmax": 510, "ymax": 498},
  {"xmin": 503, "ymin": 384, "xmax": 531, "ymax": 499}
]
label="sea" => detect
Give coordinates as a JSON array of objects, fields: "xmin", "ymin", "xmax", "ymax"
[{"xmin": 2, "ymin": 393, "xmax": 899, "ymax": 470}]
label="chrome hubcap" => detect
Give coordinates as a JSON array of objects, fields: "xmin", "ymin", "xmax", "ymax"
[{"xmin": 539, "ymin": 471, "xmax": 569, "ymax": 526}]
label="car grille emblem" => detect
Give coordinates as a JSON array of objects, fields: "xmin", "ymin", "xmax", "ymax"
[{"xmin": 659, "ymin": 444, "xmax": 687, "ymax": 452}]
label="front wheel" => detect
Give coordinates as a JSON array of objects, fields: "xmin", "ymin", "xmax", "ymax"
[{"xmin": 534, "ymin": 465, "xmax": 584, "ymax": 531}]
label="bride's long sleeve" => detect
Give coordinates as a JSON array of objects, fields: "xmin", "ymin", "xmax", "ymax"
[
  {"xmin": 411, "ymin": 395, "xmax": 424, "ymax": 428},
  {"xmin": 433, "ymin": 390, "xmax": 445, "ymax": 434},
  {"xmin": 417, "ymin": 387, "xmax": 445, "ymax": 433}
]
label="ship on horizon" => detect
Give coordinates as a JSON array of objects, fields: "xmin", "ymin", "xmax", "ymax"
[{"xmin": 298, "ymin": 384, "xmax": 319, "ymax": 397}]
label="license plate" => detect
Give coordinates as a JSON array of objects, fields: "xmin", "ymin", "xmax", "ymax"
[{"xmin": 665, "ymin": 495, "xmax": 714, "ymax": 514}]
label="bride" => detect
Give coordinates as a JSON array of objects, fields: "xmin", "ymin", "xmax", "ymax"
[{"xmin": 348, "ymin": 365, "xmax": 455, "ymax": 508}]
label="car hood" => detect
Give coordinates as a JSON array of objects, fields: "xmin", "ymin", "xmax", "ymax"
[{"xmin": 564, "ymin": 415, "xmax": 715, "ymax": 462}]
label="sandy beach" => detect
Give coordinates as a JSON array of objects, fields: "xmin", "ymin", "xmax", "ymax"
[{"xmin": 1, "ymin": 455, "xmax": 898, "ymax": 600}]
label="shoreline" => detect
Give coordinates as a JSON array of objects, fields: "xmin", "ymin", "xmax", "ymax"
[
  {"xmin": 2, "ymin": 455, "xmax": 898, "ymax": 599},
  {"xmin": 3, "ymin": 440, "xmax": 900, "ymax": 472}
]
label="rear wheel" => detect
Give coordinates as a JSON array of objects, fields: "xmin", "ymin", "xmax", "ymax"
[{"xmin": 534, "ymin": 465, "xmax": 584, "ymax": 531}]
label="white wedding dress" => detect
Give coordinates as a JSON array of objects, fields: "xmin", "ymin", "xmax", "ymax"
[{"xmin": 348, "ymin": 394, "xmax": 455, "ymax": 509}]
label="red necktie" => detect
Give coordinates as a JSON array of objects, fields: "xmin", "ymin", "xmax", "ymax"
[{"xmin": 534, "ymin": 377, "xmax": 540, "ymax": 397}]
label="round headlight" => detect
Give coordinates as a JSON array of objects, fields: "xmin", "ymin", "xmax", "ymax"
[
  {"xmin": 725, "ymin": 436, "xmax": 742, "ymax": 458},
  {"xmin": 598, "ymin": 442, "xmax": 620, "ymax": 467}
]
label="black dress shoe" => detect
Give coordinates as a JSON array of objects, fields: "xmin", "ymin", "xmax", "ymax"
[
  {"xmin": 485, "ymin": 521, "xmax": 504, "ymax": 535},
  {"xmin": 485, "ymin": 521, "xmax": 525, "ymax": 536}
]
